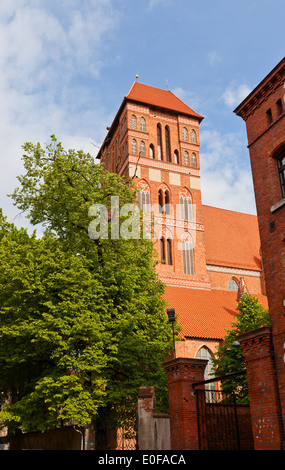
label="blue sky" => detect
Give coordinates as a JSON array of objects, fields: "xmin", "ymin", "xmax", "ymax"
[{"xmin": 0, "ymin": 0, "xmax": 284, "ymax": 231}]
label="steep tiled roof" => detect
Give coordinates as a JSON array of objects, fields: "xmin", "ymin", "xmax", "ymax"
[
  {"xmin": 202, "ymin": 205, "xmax": 262, "ymax": 271},
  {"xmin": 163, "ymin": 286, "xmax": 268, "ymax": 340},
  {"xmin": 126, "ymin": 82, "xmax": 204, "ymax": 121}
]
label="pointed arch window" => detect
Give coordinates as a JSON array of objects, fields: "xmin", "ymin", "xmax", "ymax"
[
  {"xmin": 228, "ymin": 278, "xmax": 239, "ymax": 291},
  {"xmin": 182, "ymin": 234, "xmax": 194, "ymax": 275},
  {"xmin": 174, "ymin": 150, "xmax": 179, "ymax": 164},
  {"xmin": 180, "ymin": 188, "xmax": 193, "ymax": 221},
  {"xmin": 196, "ymin": 347, "xmax": 216, "ymax": 402},
  {"xmin": 165, "ymin": 125, "xmax": 171, "ymax": 162},
  {"xmin": 149, "ymin": 144, "xmax": 154, "ymax": 159},
  {"xmin": 160, "ymin": 237, "xmax": 166, "ymax": 262},
  {"xmin": 182, "ymin": 127, "xmax": 188, "ymax": 141},
  {"xmin": 131, "ymin": 114, "xmax": 137, "ymax": 129},
  {"xmin": 140, "ymin": 140, "xmax": 145, "ymax": 156},
  {"xmin": 157, "ymin": 124, "xmax": 162, "ymax": 160},
  {"xmin": 158, "ymin": 184, "xmax": 171, "ymax": 215},
  {"xmin": 191, "ymin": 129, "xmax": 197, "ymax": 143},
  {"xmin": 160, "ymin": 228, "xmax": 173, "ymax": 265},
  {"xmin": 184, "ymin": 151, "xmax": 189, "ymax": 166},
  {"xmin": 131, "ymin": 139, "xmax": 137, "ymax": 154},
  {"xmin": 137, "ymin": 180, "xmax": 150, "ymax": 213},
  {"xmin": 192, "ymin": 152, "xmax": 197, "ymax": 167},
  {"xmin": 140, "ymin": 116, "xmax": 146, "ymax": 131}
]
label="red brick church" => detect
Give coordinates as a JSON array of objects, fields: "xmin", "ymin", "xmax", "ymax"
[{"xmin": 97, "ymin": 80, "xmax": 267, "ymax": 370}]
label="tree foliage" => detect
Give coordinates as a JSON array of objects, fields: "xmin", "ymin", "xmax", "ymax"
[
  {"xmin": 212, "ymin": 293, "xmax": 270, "ymax": 401},
  {"xmin": 0, "ymin": 136, "xmax": 173, "ymax": 434}
]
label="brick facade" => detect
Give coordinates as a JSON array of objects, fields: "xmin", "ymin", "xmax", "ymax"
[
  {"xmin": 235, "ymin": 57, "xmax": 285, "ymax": 445},
  {"xmin": 97, "ymin": 81, "xmax": 266, "ymax": 363}
]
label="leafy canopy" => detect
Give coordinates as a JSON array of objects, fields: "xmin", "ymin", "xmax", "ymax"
[
  {"xmin": 212, "ymin": 293, "xmax": 270, "ymax": 401},
  {"xmin": 0, "ymin": 136, "xmax": 173, "ymax": 433}
]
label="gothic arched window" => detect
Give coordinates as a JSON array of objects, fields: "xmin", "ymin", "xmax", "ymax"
[
  {"xmin": 131, "ymin": 114, "xmax": 137, "ymax": 129},
  {"xmin": 140, "ymin": 141, "xmax": 145, "ymax": 156},
  {"xmin": 131, "ymin": 139, "xmax": 137, "ymax": 154},
  {"xmin": 184, "ymin": 151, "xmax": 189, "ymax": 166},
  {"xmin": 191, "ymin": 129, "xmax": 197, "ymax": 143},
  {"xmin": 182, "ymin": 127, "xmax": 188, "ymax": 141},
  {"xmin": 165, "ymin": 125, "xmax": 171, "ymax": 162},
  {"xmin": 182, "ymin": 234, "xmax": 194, "ymax": 275},
  {"xmin": 174, "ymin": 150, "xmax": 179, "ymax": 164},
  {"xmin": 180, "ymin": 188, "xmax": 193, "ymax": 221},
  {"xmin": 157, "ymin": 124, "xmax": 162, "ymax": 160},
  {"xmin": 196, "ymin": 347, "xmax": 216, "ymax": 402},
  {"xmin": 140, "ymin": 116, "xmax": 146, "ymax": 131}
]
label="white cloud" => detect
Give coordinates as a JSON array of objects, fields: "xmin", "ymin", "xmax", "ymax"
[
  {"xmin": 222, "ymin": 82, "xmax": 252, "ymax": 108},
  {"xmin": 199, "ymin": 129, "xmax": 256, "ymax": 215},
  {"xmin": 146, "ymin": 0, "xmax": 174, "ymax": 11},
  {"xmin": 207, "ymin": 50, "xmax": 222, "ymax": 66},
  {"xmin": 0, "ymin": 1, "xmax": 119, "ymax": 229}
]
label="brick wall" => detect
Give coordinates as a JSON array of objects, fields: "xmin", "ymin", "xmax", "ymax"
[{"xmin": 234, "ymin": 58, "xmax": 285, "ymax": 443}]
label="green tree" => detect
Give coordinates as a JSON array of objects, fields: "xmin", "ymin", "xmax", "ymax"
[
  {"xmin": 1, "ymin": 136, "xmax": 173, "ymax": 435},
  {"xmin": 212, "ymin": 293, "xmax": 270, "ymax": 401}
]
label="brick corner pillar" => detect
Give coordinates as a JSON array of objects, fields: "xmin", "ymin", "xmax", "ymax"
[
  {"xmin": 238, "ymin": 326, "xmax": 284, "ymax": 450},
  {"xmin": 163, "ymin": 357, "xmax": 207, "ymax": 450}
]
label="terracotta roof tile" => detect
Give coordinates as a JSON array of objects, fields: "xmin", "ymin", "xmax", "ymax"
[
  {"xmin": 126, "ymin": 82, "xmax": 203, "ymax": 121},
  {"xmin": 163, "ymin": 286, "xmax": 268, "ymax": 340},
  {"xmin": 203, "ymin": 205, "xmax": 262, "ymax": 271}
]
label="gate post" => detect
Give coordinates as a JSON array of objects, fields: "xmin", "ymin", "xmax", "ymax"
[
  {"xmin": 163, "ymin": 357, "xmax": 207, "ymax": 450},
  {"xmin": 238, "ymin": 326, "xmax": 284, "ymax": 450}
]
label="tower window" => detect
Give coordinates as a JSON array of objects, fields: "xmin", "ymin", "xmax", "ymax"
[
  {"xmin": 140, "ymin": 117, "xmax": 146, "ymax": 131},
  {"xmin": 174, "ymin": 150, "xmax": 179, "ymax": 164},
  {"xmin": 277, "ymin": 99, "xmax": 283, "ymax": 116},
  {"xmin": 180, "ymin": 189, "xmax": 193, "ymax": 220},
  {"xmin": 157, "ymin": 124, "xmax": 162, "ymax": 160},
  {"xmin": 184, "ymin": 151, "xmax": 189, "ymax": 166},
  {"xmin": 158, "ymin": 185, "xmax": 171, "ymax": 215},
  {"xmin": 140, "ymin": 141, "xmax": 145, "ymax": 156},
  {"xmin": 167, "ymin": 239, "xmax": 172, "ymax": 265},
  {"xmin": 182, "ymin": 127, "xmax": 188, "ymax": 141},
  {"xmin": 160, "ymin": 236, "xmax": 173, "ymax": 265},
  {"xmin": 266, "ymin": 108, "xmax": 273, "ymax": 125},
  {"xmin": 149, "ymin": 144, "xmax": 154, "ymax": 159},
  {"xmin": 132, "ymin": 139, "xmax": 137, "ymax": 154},
  {"xmin": 131, "ymin": 114, "xmax": 137, "ymax": 129},
  {"xmin": 182, "ymin": 237, "xmax": 194, "ymax": 275},
  {"xmin": 137, "ymin": 190, "xmax": 150, "ymax": 212},
  {"xmin": 191, "ymin": 129, "xmax": 197, "ymax": 143},
  {"xmin": 160, "ymin": 237, "xmax": 165, "ymax": 263},
  {"xmin": 165, "ymin": 125, "xmax": 171, "ymax": 162},
  {"xmin": 192, "ymin": 152, "xmax": 197, "ymax": 167}
]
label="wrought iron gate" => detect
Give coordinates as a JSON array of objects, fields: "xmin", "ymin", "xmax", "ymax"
[
  {"xmin": 196, "ymin": 388, "xmax": 241, "ymax": 450},
  {"xmin": 193, "ymin": 371, "xmax": 253, "ymax": 450}
]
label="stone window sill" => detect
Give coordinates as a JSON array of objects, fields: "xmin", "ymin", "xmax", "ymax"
[{"xmin": 270, "ymin": 198, "xmax": 285, "ymax": 213}]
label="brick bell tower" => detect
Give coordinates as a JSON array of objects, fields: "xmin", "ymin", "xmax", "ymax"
[{"xmin": 97, "ymin": 81, "xmax": 210, "ymax": 290}]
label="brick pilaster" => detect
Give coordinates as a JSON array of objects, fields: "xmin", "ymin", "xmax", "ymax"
[
  {"xmin": 238, "ymin": 326, "xmax": 284, "ymax": 450},
  {"xmin": 163, "ymin": 357, "xmax": 207, "ymax": 450}
]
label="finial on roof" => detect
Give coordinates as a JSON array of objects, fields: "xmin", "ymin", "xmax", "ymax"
[{"xmin": 136, "ymin": 73, "xmax": 139, "ymax": 80}]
